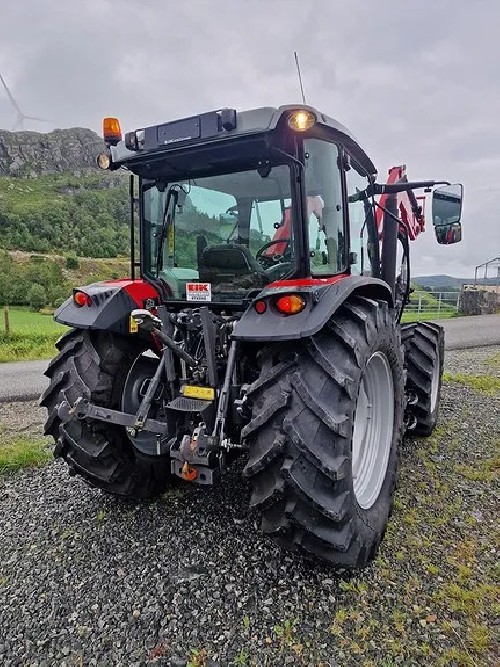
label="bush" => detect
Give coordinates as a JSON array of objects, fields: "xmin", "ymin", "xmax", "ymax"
[
  {"xmin": 49, "ymin": 285, "xmax": 70, "ymax": 307},
  {"xmin": 28, "ymin": 284, "xmax": 48, "ymax": 311},
  {"xmin": 66, "ymin": 254, "xmax": 79, "ymax": 269}
]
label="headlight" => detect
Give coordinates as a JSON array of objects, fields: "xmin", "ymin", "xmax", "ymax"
[{"xmin": 96, "ymin": 152, "xmax": 111, "ymax": 170}]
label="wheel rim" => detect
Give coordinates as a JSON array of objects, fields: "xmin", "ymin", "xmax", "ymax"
[
  {"xmin": 352, "ymin": 352, "xmax": 394, "ymax": 510},
  {"xmin": 430, "ymin": 360, "xmax": 440, "ymax": 413}
]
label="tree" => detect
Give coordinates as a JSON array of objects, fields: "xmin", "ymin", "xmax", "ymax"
[{"xmin": 28, "ymin": 284, "xmax": 48, "ymax": 311}]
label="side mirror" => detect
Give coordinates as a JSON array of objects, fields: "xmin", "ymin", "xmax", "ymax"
[
  {"xmin": 435, "ymin": 223, "xmax": 462, "ymax": 245},
  {"xmin": 432, "ymin": 183, "xmax": 463, "ymax": 244}
]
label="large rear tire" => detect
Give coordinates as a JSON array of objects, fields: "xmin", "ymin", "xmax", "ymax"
[
  {"xmin": 401, "ymin": 321, "xmax": 444, "ymax": 436},
  {"xmin": 40, "ymin": 329, "xmax": 172, "ymax": 498},
  {"xmin": 243, "ymin": 296, "xmax": 404, "ymax": 568}
]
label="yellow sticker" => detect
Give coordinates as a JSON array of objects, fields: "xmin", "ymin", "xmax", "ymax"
[
  {"xmin": 182, "ymin": 385, "xmax": 215, "ymax": 401},
  {"xmin": 129, "ymin": 315, "xmax": 139, "ymax": 333},
  {"xmin": 168, "ymin": 223, "xmax": 175, "ymax": 256}
]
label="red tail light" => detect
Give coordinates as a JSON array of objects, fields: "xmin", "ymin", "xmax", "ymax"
[
  {"xmin": 275, "ymin": 294, "xmax": 306, "ymax": 315},
  {"xmin": 73, "ymin": 291, "xmax": 92, "ymax": 307},
  {"xmin": 254, "ymin": 300, "xmax": 267, "ymax": 314}
]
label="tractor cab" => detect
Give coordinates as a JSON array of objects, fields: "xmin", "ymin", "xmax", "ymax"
[{"xmin": 99, "ymin": 106, "xmax": 379, "ymax": 308}]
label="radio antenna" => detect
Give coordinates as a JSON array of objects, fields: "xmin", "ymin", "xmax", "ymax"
[{"xmin": 294, "ymin": 51, "xmax": 307, "ymax": 104}]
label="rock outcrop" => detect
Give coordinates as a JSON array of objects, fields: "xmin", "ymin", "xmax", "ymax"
[{"xmin": 0, "ymin": 127, "xmax": 105, "ymax": 178}]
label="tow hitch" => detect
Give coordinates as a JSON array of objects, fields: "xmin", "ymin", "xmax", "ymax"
[{"xmin": 170, "ymin": 423, "xmax": 221, "ymax": 485}]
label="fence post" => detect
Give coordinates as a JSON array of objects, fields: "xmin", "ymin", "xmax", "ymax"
[
  {"xmin": 438, "ymin": 293, "xmax": 442, "ymax": 317},
  {"xmin": 418, "ymin": 295, "xmax": 422, "ymax": 313},
  {"xmin": 3, "ymin": 305, "xmax": 10, "ymax": 335}
]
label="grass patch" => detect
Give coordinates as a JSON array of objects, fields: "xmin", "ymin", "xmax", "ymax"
[
  {"xmin": 443, "ymin": 372, "xmax": 500, "ymax": 395},
  {"xmin": 0, "ymin": 307, "xmax": 67, "ymax": 362},
  {"xmin": 0, "ymin": 331, "xmax": 62, "ymax": 362},
  {"xmin": 456, "ymin": 446, "xmax": 500, "ymax": 483},
  {"xmin": 485, "ymin": 351, "xmax": 500, "ymax": 370},
  {"xmin": 0, "ymin": 438, "xmax": 52, "ymax": 473},
  {"xmin": 4, "ymin": 307, "xmax": 67, "ymax": 335},
  {"xmin": 400, "ymin": 310, "xmax": 455, "ymax": 323}
]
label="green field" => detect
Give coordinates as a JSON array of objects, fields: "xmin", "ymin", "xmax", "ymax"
[
  {"xmin": 0, "ymin": 308, "xmax": 67, "ymax": 362},
  {"xmin": 5, "ymin": 308, "xmax": 67, "ymax": 335},
  {"xmin": 400, "ymin": 310, "xmax": 455, "ymax": 323}
]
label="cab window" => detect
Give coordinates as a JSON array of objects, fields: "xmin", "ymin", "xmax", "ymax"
[
  {"xmin": 346, "ymin": 163, "xmax": 371, "ymax": 275},
  {"xmin": 303, "ymin": 139, "xmax": 345, "ymax": 275}
]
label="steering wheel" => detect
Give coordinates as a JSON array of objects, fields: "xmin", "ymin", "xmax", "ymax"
[{"xmin": 256, "ymin": 238, "xmax": 291, "ymax": 269}]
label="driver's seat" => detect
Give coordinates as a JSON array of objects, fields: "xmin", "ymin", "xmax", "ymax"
[{"xmin": 198, "ymin": 243, "xmax": 267, "ymax": 284}]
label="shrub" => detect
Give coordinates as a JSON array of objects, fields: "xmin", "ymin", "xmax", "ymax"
[
  {"xmin": 28, "ymin": 284, "xmax": 48, "ymax": 311},
  {"xmin": 66, "ymin": 254, "xmax": 79, "ymax": 269}
]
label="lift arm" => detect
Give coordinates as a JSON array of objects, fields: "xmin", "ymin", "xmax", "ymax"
[{"xmin": 374, "ymin": 165, "xmax": 427, "ymax": 241}]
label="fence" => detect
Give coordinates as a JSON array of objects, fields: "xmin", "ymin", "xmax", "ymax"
[{"xmin": 403, "ymin": 291, "xmax": 460, "ymax": 321}]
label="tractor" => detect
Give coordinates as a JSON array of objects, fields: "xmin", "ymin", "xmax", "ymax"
[{"xmin": 41, "ymin": 105, "xmax": 464, "ymax": 568}]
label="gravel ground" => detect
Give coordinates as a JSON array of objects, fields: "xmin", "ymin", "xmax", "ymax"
[
  {"xmin": 444, "ymin": 344, "xmax": 500, "ymax": 375},
  {"xmin": 0, "ymin": 347, "xmax": 498, "ymax": 666}
]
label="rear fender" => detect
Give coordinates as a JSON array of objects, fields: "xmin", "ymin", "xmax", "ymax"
[
  {"xmin": 232, "ymin": 276, "xmax": 393, "ymax": 342},
  {"xmin": 54, "ymin": 279, "xmax": 160, "ymax": 334}
]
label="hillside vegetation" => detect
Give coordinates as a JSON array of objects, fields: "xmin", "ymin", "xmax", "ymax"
[
  {"xmin": 0, "ymin": 251, "xmax": 129, "ymax": 308},
  {"xmin": 0, "ymin": 173, "xmax": 129, "ymax": 257},
  {"xmin": 0, "ymin": 253, "xmax": 130, "ymax": 361}
]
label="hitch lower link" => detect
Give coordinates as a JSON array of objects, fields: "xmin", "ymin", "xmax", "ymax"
[
  {"xmin": 58, "ymin": 399, "xmax": 223, "ymax": 486},
  {"xmin": 170, "ymin": 423, "xmax": 221, "ymax": 485}
]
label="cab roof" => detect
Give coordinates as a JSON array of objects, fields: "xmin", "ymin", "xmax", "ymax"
[{"xmin": 110, "ymin": 104, "xmax": 377, "ymax": 177}]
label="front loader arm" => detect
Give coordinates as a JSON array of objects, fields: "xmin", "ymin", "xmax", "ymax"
[{"xmin": 375, "ymin": 165, "xmax": 426, "ymax": 241}]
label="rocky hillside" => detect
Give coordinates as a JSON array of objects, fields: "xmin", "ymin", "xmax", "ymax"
[{"xmin": 0, "ymin": 127, "xmax": 105, "ymax": 178}]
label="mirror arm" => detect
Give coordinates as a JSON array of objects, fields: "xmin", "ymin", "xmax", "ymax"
[
  {"xmin": 349, "ymin": 180, "xmax": 451, "ymax": 202},
  {"xmin": 379, "ymin": 180, "xmax": 450, "ymax": 194}
]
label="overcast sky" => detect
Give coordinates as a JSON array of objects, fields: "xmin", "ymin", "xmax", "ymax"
[{"xmin": 1, "ymin": 0, "xmax": 499, "ymax": 277}]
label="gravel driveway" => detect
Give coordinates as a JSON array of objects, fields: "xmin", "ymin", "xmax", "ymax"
[{"xmin": 0, "ymin": 347, "xmax": 498, "ymax": 666}]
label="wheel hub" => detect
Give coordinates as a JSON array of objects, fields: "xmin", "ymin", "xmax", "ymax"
[
  {"xmin": 122, "ymin": 354, "xmax": 170, "ymax": 455},
  {"xmin": 352, "ymin": 352, "xmax": 394, "ymax": 510}
]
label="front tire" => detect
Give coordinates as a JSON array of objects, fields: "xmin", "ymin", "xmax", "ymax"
[
  {"xmin": 40, "ymin": 329, "xmax": 172, "ymax": 498},
  {"xmin": 243, "ymin": 296, "xmax": 404, "ymax": 568},
  {"xmin": 401, "ymin": 321, "xmax": 444, "ymax": 436}
]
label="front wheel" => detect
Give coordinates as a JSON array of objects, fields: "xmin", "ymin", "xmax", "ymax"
[
  {"xmin": 243, "ymin": 296, "xmax": 404, "ymax": 568},
  {"xmin": 401, "ymin": 321, "xmax": 444, "ymax": 436}
]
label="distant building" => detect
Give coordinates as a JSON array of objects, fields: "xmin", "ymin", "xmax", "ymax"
[{"xmin": 463, "ymin": 283, "xmax": 500, "ymax": 294}]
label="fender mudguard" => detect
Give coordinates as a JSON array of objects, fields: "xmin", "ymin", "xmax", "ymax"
[
  {"xmin": 232, "ymin": 276, "xmax": 393, "ymax": 342},
  {"xmin": 54, "ymin": 279, "xmax": 160, "ymax": 334}
]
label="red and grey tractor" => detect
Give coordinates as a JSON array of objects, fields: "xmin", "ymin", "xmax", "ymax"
[{"xmin": 41, "ymin": 105, "xmax": 463, "ymax": 567}]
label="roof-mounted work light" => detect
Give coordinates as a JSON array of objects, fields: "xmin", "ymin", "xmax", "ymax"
[{"xmin": 287, "ymin": 109, "xmax": 316, "ymax": 132}]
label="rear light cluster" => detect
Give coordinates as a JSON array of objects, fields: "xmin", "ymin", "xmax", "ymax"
[
  {"xmin": 276, "ymin": 294, "xmax": 306, "ymax": 315},
  {"xmin": 73, "ymin": 291, "xmax": 93, "ymax": 307},
  {"xmin": 254, "ymin": 293, "xmax": 306, "ymax": 316}
]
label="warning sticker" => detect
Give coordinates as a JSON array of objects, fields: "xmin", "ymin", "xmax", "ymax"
[{"xmin": 186, "ymin": 282, "xmax": 212, "ymax": 302}]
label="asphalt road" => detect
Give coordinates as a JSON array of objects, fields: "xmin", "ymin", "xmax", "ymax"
[
  {"xmin": 437, "ymin": 312, "xmax": 500, "ymax": 350},
  {"xmin": 0, "ymin": 314, "xmax": 499, "ymax": 402},
  {"xmin": 0, "ymin": 359, "xmax": 49, "ymax": 403}
]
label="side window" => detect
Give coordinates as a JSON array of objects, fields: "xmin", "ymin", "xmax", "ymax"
[
  {"xmin": 143, "ymin": 185, "xmax": 165, "ymax": 275},
  {"xmin": 346, "ymin": 164, "xmax": 370, "ymax": 275},
  {"xmin": 304, "ymin": 139, "xmax": 345, "ymax": 275}
]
